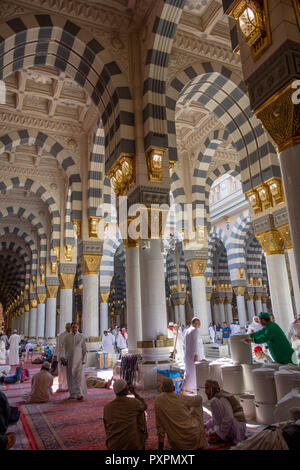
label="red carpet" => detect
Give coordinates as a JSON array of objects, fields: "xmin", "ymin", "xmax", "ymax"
[{"xmin": 2, "ymin": 362, "xmax": 260, "ymax": 450}]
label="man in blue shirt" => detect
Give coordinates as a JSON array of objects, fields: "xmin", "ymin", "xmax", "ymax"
[{"xmin": 222, "ymin": 322, "xmax": 231, "ymax": 345}]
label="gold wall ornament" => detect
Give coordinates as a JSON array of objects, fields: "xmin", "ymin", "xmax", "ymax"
[
  {"xmin": 178, "ymin": 297, "xmax": 186, "ymax": 306},
  {"xmin": 53, "ymin": 247, "xmax": 60, "ymax": 262},
  {"xmin": 245, "ymin": 292, "xmax": 254, "ymax": 301},
  {"xmin": 80, "ymin": 254, "xmax": 102, "ymax": 275},
  {"xmin": 227, "ymin": 0, "xmax": 271, "ymax": 61},
  {"xmin": 50, "ymin": 262, "xmax": 57, "ymax": 275},
  {"xmin": 262, "ymin": 283, "xmax": 267, "ymax": 291},
  {"xmin": 266, "ymin": 177, "xmax": 284, "ymax": 206},
  {"xmin": 146, "ymin": 147, "xmax": 165, "ymax": 182},
  {"xmin": 256, "ymin": 229, "xmax": 285, "ymax": 256},
  {"xmin": 37, "ymin": 293, "xmax": 46, "ymax": 304},
  {"xmin": 238, "ymin": 267, "xmax": 246, "ymax": 279},
  {"xmin": 248, "ymin": 277, "xmax": 254, "ymax": 286},
  {"xmin": 46, "ymin": 285, "xmax": 59, "ymax": 298},
  {"xmin": 225, "ymin": 296, "xmax": 233, "ymax": 304},
  {"xmin": 72, "ymin": 219, "xmax": 82, "ymax": 240},
  {"xmin": 64, "ymin": 245, "xmax": 74, "ymax": 262},
  {"xmin": 205, "ymin": 277, "xmax": 212, "ymax": 287},
  {"xmin": 40, "ymin": 263, "xmax": 46, "ymax": 285},
  {"xmin": 100, "ymin": 292, "xmax": 110, "ymax": 303},
  {"xmin": 30, "ymin": 299, "xmax": 37, "ymax": 309},
  {"xmin": 246, "ymin": 188, "xmax": 262, "ymax": 214},
  {"xmin": 88, "ymin": 217, "xmax": 101, "ymax": 239},
  {"xmin": 233, "ymin": 286, "xmax": 246, "ymax": 297},
  {"xmin": 257, "ymin": 183, "xmax": 272, "ymax": 210},
  {"xmin": 25, "ymin": 283, "xmax": 30, "ymax": 292},
  {"xmin": 24, "ymin": 303, "xmax": 30, "ymax": 312},
  {"xmin": 206, "ymin": 292, "xmax": 212, "ymax": 301},
  {"xmin": 277, "ymin": 223, "xmax": 293, "ymax": 250},
  {"xmin": 186, "ymin": 258, "xmax": 208, "ymax": 277},
  {"xmin": 59, "ymin": 273, "xmax": 75, "ymax": 290},
  {"xmin": 180, "ymin": 283, "xmax": 185, "ymax": 292},
  {"xmin": 170, "ymin": 285, "xmax": 178, "ymax": 294},
  {"xmin": 108, "ymin": 154, "xmax": 135, "ymax": 196},
  {"xmin": 255, "ymin": 81, "xmax": 300, "ymax": 153}
]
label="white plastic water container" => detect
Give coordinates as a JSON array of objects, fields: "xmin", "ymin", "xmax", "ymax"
[
  {"xmin": 240, "ymin": 394, "xmax": 256, "ymax": 420},
  {"xmin": 209, "ymin": 361, "xmax": 225, "ymax": 386},
  {"xmin": 221, "ymin": 364, "xmax": 244, "ymax": 395},
  {"xmin": 274, "ymin": 387, "xmax": 300, "ymax": 422},
  {"xmin": 195, "ymin": 360, "xmax": 210, "ymax": 389},
  {"xmin": 279, "ymin": 364, "xmax": 300, "ymax": 372},
  {"xmin": 252, "ymin": 367, "xmax": 277, "ymax": 404},
  {"xmin": 274, "ymin": 369, "xmax": 300, "ymax": 400},
  {"xmin": 255, "ymin": 401, "xmax": 277, "ymax": 425},
  {"xmin": 229, "ymin": 335, "xmax": 252, "ymax": 364},
  {"xmin": 261, "ymin": 362, "xmax": 281, "ymax": 371},
  {"xmin": 242, "ymin": 364, "xmax": 261, "ymax": 394}
]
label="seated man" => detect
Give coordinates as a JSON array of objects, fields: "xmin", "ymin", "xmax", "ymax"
[
  {"xmin": 154, "ymin": 378, "xmax": 208, "ymax": 450},
  {"xmin": 204, "ymin": 380, "xmax": 246, "ymax": 445},
  {"xmin": 253, "ymin": 345, "xmax": 273, "ymax": 363},
  {"xmin": 22, "ymin": 362, "xmax": 53, "ymax": 404},
  {"xmin": 42, "ymin": 346, "xmax": 52, "ymax": 363},
  {"xmin": 0, "ymin": 361, "xmax": 29, "ymax": 384},
  {"xmin": 103, "ymin": 379, "xmax": 148, "ymax": 450}
]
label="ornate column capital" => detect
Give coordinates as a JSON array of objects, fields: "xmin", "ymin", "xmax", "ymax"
[
  {"xmin": 37, "ymin": 293, "xmax": 46, "ymax": 305},
  {"xmin": 24, "ymin": 303, "xmax": 30, "ymax": 312},
  {"xmin": 46, "ymin": 285, "xmax": 59, "ymax": 298},
  {"xmin": 80, "ymin": 254, "xmax": 102, "ymax": 275},
  {"xmin": 277, "ymin": 223, "xmax": 293, "ymax": 250},
  {"xmin": 30, "ymin": 299, "xmax": 37, "ymax": 309},
  {"xmin": 233, "ymin": 286, "xmax": 245, "ymax": 297},
  {"xmin": 245, "ymin": 292, "xmax": 254, "ymax": 301},
  {"xmin": 59, "ymin": 273, "xmax": 75, "ymax": 290},
  {"xmin": 225, "ymin": 296, "xmax": 233, "ymax": 305},
  {"xmin": 254, "ymin": 292, "xmax": 262, "ymax": 301},
  {"xmin": 186, "ymin": 258, "xmax": 208, "ymax": 277},
  {"xmin": 256, "ymin": 229, "xmax": 285, "ymax": 256},
  {"xmin": 206, "ymin": 292, "xmax": 212, "ymax": 301},
  {"xmin": 100, "ymin": 292, "xmax": 110, "ymax": 303}
]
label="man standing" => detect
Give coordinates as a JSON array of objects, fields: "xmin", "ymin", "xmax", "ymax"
[
  {"xmin": 103, "ymin": 379, "xmax": 148, "ymax": 450},
  {"xmin": 245, "ymin": 312, "xmax": 297, "ymax": 365},
  {"xmin": 60, "ymin": 322, "xmax": 87, "ymax": 400},
  {"xmin": 155, "ymin": 378, "xmax": 208, "ymax": 450},
  {"xmin": 8, "ymin": 330, "xmax": 20, "ymax": 366},
  {"xmin": 53, "ymin": 323, "xmax": 71, "ymax": 392},
  {"xmin": 222, "ymin": 322, "xmax": 231, "ymax": 345},
  {"xmin": 116, "ymin": 329, "xmax": 127, "ymax": 355},
  {"xmin": 287, "ymin": 315, "xmax": 300, "ymax": 363},
  {"xmin": 182, "ymin": 317, "xmax": 205, "ymax": 394},
  {"xmin": 102, "ymin": 331, "xmax": 115, "ymax": 354}
]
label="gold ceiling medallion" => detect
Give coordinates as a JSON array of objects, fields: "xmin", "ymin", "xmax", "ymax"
[
  {"xmin": 292, "ymin": 0, "xmax": 300, "ymax": 29},
  {"xmin": 146, "ymin": 147, "xmax": 165, "ymax": 182},
  {"xmin": 246, "ymin": 188, "xmax": 262, "ymax": 214},
  {"xmin": 228, "ymin": 0, "xmax": 271, "ymax": 61},
  {"xmin": 109, "ymin": 154, "xmax": 135, "ymax": 196}
]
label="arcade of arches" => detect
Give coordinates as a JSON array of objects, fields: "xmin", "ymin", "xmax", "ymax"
[{"xmin": 0, "ymin": 1, "xmax": 300, "ymax": 368}]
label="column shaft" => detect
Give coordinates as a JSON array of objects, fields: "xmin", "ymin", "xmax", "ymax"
[
  {"xmin": 59, "ymin": 289, "xmax": 73, "ymax": 332},
  {"xmin": 236, "ymin": 296, "xmax": 247, "ymax": 326},
  {"xmin": 82, "ymin": 274, "xmax": 99, "ymax": 338},
  {"xmin": 246, "ymin": 300, "xmax": 255, "ymax": 321},
  {"xmin": 37, "ymin": 303, "xmax": 46, "ymax": 339},
  {"xmin": 45, "ymin": 298, "xmax": 57, "ymax": 338},
  {"xmin": 29, "ymin": 308, "xmax": 37, "ymax": 338},
  {"xmin": 288, "ymin": 248, "xmax": 300, "ymax": 315},
  {"xmin": 125, "ymin": 246, "xmax": 142, "ymax": 351},
  {"xmin": 100, "ymin": 302, "xmax": 108, "ymax": 337},
  {"xmin": 190, "ymin": 276, "xmax": 209, "ymax": 339}
]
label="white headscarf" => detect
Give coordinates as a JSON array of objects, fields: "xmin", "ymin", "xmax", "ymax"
[{"xmin": 248, "ymin": 316, "xmax": 262, "ymax": 333}]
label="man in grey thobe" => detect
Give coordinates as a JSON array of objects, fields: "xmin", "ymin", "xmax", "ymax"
[{"xmin": 60, "ymin": 323, "xmax": 87, "ymax": 400}]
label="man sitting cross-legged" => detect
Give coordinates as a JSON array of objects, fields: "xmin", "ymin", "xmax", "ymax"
[
  {"xmin": 154, "ymin": 378, "xmax": 208, "ymax": 450},
  {"xmin": 103, "ymin": 379, "xmax": 148, "ymax": 450},
  {"xmin": 204, "ymin": 379, "xmax": 246, "ymax": 446}
]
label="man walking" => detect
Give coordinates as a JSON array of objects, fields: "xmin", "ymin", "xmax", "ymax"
[
  {"xmin": 60, "ymin": 323, "xmax": 87, "ymax": 400},
  {"xmin": 53, "ymin": 323, "xmax": 71, "ymax": 392},
  {"xmin": 182, "ymin": 317, "xmax": 205, "ymax": 394},
  {"xmin": 8, "ymin": 330, "xmax": 20, "ymax": 366}
]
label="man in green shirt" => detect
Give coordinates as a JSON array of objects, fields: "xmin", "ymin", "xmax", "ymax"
[{"xmin": 244, "ymin": 312, "xmax": 298, "ymax": 365}]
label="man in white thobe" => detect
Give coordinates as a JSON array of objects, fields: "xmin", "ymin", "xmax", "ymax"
[
  {"xmin": 102, "ymin": 331, "xmax": 115, "ymax": 354},
  {"xmin": 53, "ymin": 322, "xmax": 71, "ymax": 392},
  {"xmin": 204, "ymin": 380, "xmax": 246, "ymax": 445},
  {"xmin": 60, "ymin": 323, "xmax": 87, "ymax": 400},
  {"xmin": 116, "ymin": 331, "xmax": 127, "ymax": 352},
  {"xmin": 182, "ymin": 317, "xmax": 205, "ymax": 394},
  {"xmin": 8, "ymin": 331, "xmax": 20, "ymax": 366}
]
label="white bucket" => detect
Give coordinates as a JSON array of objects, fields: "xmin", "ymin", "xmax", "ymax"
[
  {"xmin": 221, "ymin": 364, "xmax": 244, "ymax": 395},
  {"xmin": 195, "ymin": 360, "xmax": 210, "ymax": 388},
  {"xmin": 209, "ymin": 361, "xmax": 224, "ymax": 386},
  {"xmin": 229, "ymin": 335, "xmax": 252, "ymax": 364},
  {"xmin": 242, "ymin": 363, "xmax": 261, "ymax": 394},
  {"xmin": 255, "ymin": 401, "xmax": 276, "ymax": 425},
  {"xmin": 274, "ymin": 369, "xmax": 300, "ymax": 400},
  {"xmin": 252, "ymin": 368, "xmax": 277, "ymax": 404},
  {"xmin": 261, "ymin": 362, "xmax": 281, "ymax": 370},
  {"xmin": 240, "ymin": 394, "xmax": 256, "ymax": 420}
]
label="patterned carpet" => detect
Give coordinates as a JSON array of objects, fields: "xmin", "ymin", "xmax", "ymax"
[{"xmin": 1, "ymin": 361, "xmax": 261, "ymax": 450}]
